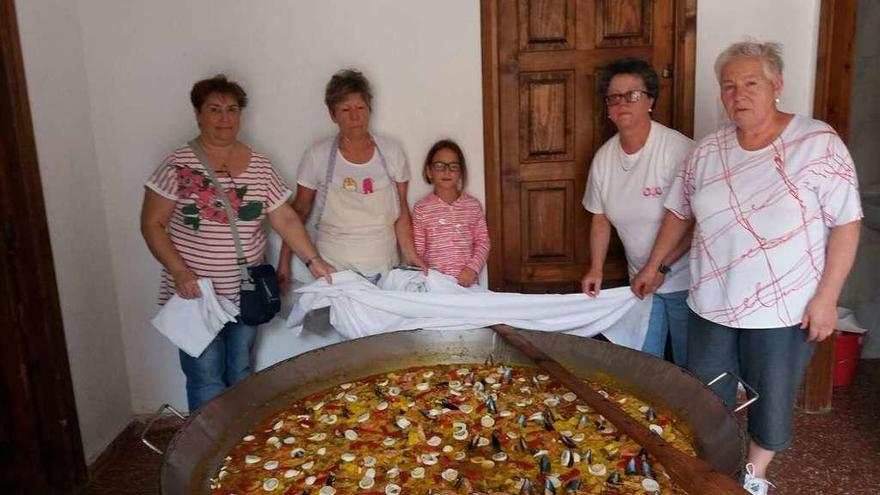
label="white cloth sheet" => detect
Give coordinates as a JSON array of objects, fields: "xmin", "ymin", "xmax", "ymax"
[
  {"xmin": 286, "ymin": 269, "xmax": 653, "ymax": 350},
  {"xmin": 151, "ymin": 278, "xmax": 240, "ymax": 357}
]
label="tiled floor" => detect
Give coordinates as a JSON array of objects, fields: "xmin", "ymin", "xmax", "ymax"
[
  {"xmin": 771, "ymin": 358, "xmax": 880, "ymax": 494},
  {"xmin": 84, "ymin": 360, "xmax": 880, "ymax": 495}
]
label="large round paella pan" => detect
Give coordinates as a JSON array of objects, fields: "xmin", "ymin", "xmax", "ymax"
[{"xmin": 160, "ymin": 309, "xmax": 745, "ymax": 494}]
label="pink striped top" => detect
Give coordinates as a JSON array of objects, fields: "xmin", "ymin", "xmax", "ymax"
[
  {"xmin": 413, "ymin": 193, "xmax": 490, "ymax": 277},
  {"xmin": 145, "ymin": 144, "xmax": 292, "ymax": 305}
]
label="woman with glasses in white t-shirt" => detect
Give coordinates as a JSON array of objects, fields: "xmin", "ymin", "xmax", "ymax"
[{"xmin": 581, "ymin": 58, "xmax": 695, "ymax": 367}]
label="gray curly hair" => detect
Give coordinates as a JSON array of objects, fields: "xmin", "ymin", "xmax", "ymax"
[{"xmin": 714, "ymin": 40, "xmax": 784, "ymax": 82}]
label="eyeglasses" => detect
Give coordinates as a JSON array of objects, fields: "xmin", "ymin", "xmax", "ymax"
[
  {"xmin": 605, "ymin": 90, "xmax": 649, "ymax": 106},
  {"xmin": 430, "ymin": 161, "xmax": 462, "ymax": 172},
  {"xmin": 203, "ymin": 105, "xmax": 241, "ymax": 117}
]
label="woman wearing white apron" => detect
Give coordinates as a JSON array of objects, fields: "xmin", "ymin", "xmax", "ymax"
[{"xmin": 277, "ymin": 70, "xmax": 425, "ymax": 283}]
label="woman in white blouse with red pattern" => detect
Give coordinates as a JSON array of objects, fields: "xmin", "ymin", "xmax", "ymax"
[{"xmin": 632, "ymin": 42, "xmax": 862, "ymax": 495}]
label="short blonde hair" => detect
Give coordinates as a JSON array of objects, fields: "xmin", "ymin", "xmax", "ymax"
[{"xmin": 714, "ymin": 40, "xmax": 784, "ymax": 82}]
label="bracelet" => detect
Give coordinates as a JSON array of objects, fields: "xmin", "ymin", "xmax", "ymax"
[
  {"xmin": 657, "ymin": 263, "xmax": 672, "ymax": 274},
  {"xmin": 305, "ymin": 255, "xmax": 321, "ymax": 268}
]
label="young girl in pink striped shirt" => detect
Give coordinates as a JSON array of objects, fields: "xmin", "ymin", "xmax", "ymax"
[{"xmin": 412, "ymin": 140, "xmax": 491, "ymax": 287}]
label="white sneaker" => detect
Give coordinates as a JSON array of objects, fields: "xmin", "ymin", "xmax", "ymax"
[{"xmin": 742, "ymin": 463, "xmax": 775, "ymax": 495}]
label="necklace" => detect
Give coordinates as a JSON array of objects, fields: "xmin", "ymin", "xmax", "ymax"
[
  {"xmin": 200, "ymin": 138, "xmax": 236, "ymax": 173},
  {"xmin": 198, "ymin": 138, "xmax": 239, "ymax": 188}
]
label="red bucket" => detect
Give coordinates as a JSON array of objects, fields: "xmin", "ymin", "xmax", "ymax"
[{"xmin": 833, "ymin": 331, "xmax": 863, "ymax": 387}]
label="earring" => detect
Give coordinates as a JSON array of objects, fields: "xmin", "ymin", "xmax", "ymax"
[
  {"xmin": 775, "ymin": 97, "xmax": 781, "ymax": 105},
  {"xmin": 648, "ymin": 108, "xmax": 653, "ymax": 113}
]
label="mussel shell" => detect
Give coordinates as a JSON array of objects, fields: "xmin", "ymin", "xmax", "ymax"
[
  {"xmin": 543, "ymin": 477, "xmax": 557, "ymax": 495},
  {"xmin": 486, "ymin": 397, "xmax": 498, "ymax": 414},
  {"xmin": 469, "ymin": 435, "xmax": 481, "ymax": 451},
  {"xmin": 606, "ymin": 471, "xmax": 622, "ymax": 485},
  {"xmin": 502, "ymin": 367, "xmax": 513, "ymax": 383},
  {"xmin": 539, "ymin": 454, "xmax": 551, "ymax": 473},
  {"xmin": 583, "ymin": 449, "xmax": 592, "ymax": 464},
  {"xmin": 491, "ymin": 430, "xmax": 502, "ymax": 451},
  {"xmin": 519, "ymin": 478, "xmax": 533, "ymax": 495}
]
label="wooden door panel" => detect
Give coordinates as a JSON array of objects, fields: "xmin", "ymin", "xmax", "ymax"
[
  {"xmin": 521, "ymin": 180, "xmax": 574, "ymax": 263},
  {"xmin": 518, "ymin": 0, "xmax": 576, "ymax": 51},
  {"xmin": 519, "ymin": 71, "xmax": 575, "ymax": 162},
  {"xmin": 595, "ymin": 0, "xmax": 653, "ymax": 47},
  {"xmin": 485, "ymin": 0, "xmax": 693, "ymax": 293}
]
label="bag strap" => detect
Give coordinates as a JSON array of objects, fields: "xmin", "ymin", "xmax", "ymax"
[
  {"xmin": 188, "ymin": 139, "xmax": 252, "ymax": 286},
  {"xmin": 312, "ymin": 134, "xmax": 400, "ymax": 227}
]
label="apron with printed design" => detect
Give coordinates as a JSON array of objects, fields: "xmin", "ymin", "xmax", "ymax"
[{"xmin": 313, "ymin": 137, "xmax": 400, "ymax": 277}]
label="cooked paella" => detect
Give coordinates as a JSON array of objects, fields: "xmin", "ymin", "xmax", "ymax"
[{"xmin": 210, "ymin": 363, "xmax": 693, "ymax": 494}]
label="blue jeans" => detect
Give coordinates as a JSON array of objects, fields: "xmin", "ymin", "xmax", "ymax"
[
  {"xmin": 179, "ymin": 318, "xmax": 256, "ymax": 412},
  {"xmin": 686, "ymin": 310, "xmax": 814, "ymax": 451},
  {"xmin": 641, "ymin": 290, "xmax": 689, "ymax": 366}
]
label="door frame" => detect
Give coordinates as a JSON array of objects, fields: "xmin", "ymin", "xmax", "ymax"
[
  {"xmin": 812, "ymin": 0, "xmax": 857, "ymax": 142},
  {"xmin": 0, "ymin": 0, "xmax": 87, "ymax": 492},
  {"xmin": 480, "ymin": 0, "xmax": 698, "ymax": 290}
]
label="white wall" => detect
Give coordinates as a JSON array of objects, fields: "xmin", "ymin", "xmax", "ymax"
[
  {"xmin": 73, "ymin": 0, "xmax": 484, "ymax": 413},
  {"xmin": 14, "ymin": 0, "xmax": 132, "ymax": 462},
  {"xmin": 694, "ymin": 0, "xmax": 821, "ymax": 139}
]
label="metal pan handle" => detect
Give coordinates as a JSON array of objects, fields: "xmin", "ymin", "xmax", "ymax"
[
  {"xmin": 140, "ymin": 403, "xmax": 186, "ymax": 455},
  {"xmin": 706, "ymin": 371, "xmax": 759, "ymax": 412}
]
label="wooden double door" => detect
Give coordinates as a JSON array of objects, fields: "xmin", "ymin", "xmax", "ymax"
[{"xmin": 482, "ymin": 0, "xmax": 695, "ymax": 293}]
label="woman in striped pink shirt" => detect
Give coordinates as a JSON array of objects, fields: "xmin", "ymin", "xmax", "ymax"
[
  {"xmin": 141, "ymin": 75, "xmax": 333, "ymax": 411},
  {"xmin": 412, "ymin": 140, "xmax": 490, "ymax": 287}
]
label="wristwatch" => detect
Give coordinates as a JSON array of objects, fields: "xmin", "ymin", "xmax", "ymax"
[{"xmin": 657, "ymin": 263, "xmax": 672, "ymax": 274}]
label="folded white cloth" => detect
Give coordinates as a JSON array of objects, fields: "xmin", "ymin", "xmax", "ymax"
[
  {"xmin": 286, "ymin": 269, "xmax": 652, "ymax": 350},
  {"xmin": 151, "ymin": 278, "xmax": 240, "ymax": 357}
]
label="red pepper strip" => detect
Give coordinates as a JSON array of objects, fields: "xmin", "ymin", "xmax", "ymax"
[
  {"xmin": 619, "ymin": 447, "xmax": 638, "ymax": 458},
  {"xmin": 510, "ymin": 460, "xmax": 533, "ymax": 470},
  {"xmin": 413, "ymin": 389, "xmax": 433, "ymax": 399},
  {"xmin": 459, "ymin": 469, "xmax": 482, "ymax": 480},
  {"xmin": 356, "ymin": 425, "xmax": 385, "ymax": 435},
  {"xmin": 559, "ymin": 468, "xmax": 581, "ymax": 483}
]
